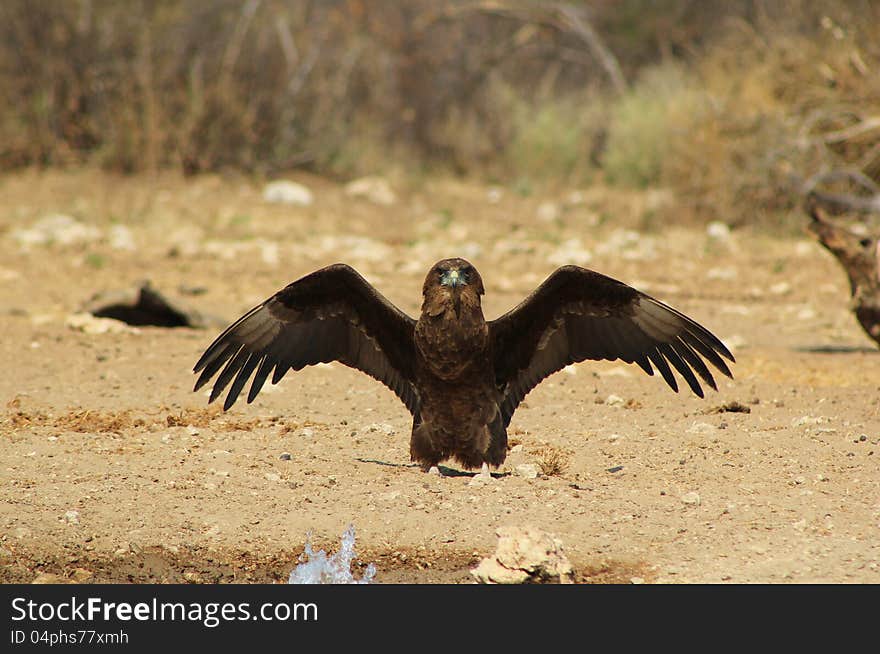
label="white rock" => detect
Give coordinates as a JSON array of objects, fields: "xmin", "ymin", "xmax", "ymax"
[
  {"xmin": 65, "ymin": 313, "xmax": 139, "ymax": 335},
  {"xmin": 468, "ymin": 471, "xmax": 495, "ymax": 487},
  {"xmin": 108, "ymin": 224, "xmax": 136, "ymax": 251},
  {"xmin": 769, "ymin": 281, "xmax": 792, "ymax": 296},
  {"xmin": 536, "ymin": 201, "xmax": 560, "ymax": 222},
  {"xmin": 260, "ymin": 241, "xmax": 280, "ymax": 266},
  {"xmin": 515, "ymin": 464, "xmax": 539, "ymax": 479},
  {"xmin": 687, "ymin": 422, "xmax": 718, "ymax": 435},
  {"xmin": 12, "ymin": 214, "xmax": 102, "ymax": 247},
  {"xmin": 604, "ymin": 394, "xmax": 626, "ymax": 407},
  {"xmin": 64, "ymin": 510, "xmax": 80, "ymax": 525},
  {"xmin": 706, "ymin": 221, "xmax": 732, "ymax": 241},
  {"xmin": 471, "ymin": 526, "xmax": 574, "ymax": 584},
  {"xmin": 344, "ymin": 176, "xmax": 397, "ymax": 205},
  {"xmin": 796, "ymin": 306, "xmax": 816, "ymax": 320},
  {"xmin": 262, "ymin": 180, "xmax": 314, "ymax": 206},
  {"xmin": 264, "ymin": 472, "xmax": 282, "ymax": 482},
  {"xmin": 681, "ymin": 492, "xmax": 701, "ymax": 506}
]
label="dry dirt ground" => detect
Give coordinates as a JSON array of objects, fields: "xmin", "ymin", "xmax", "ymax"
[{"xmin": 1, "ymin": 170, "xmax": 878, "ymax": 584}]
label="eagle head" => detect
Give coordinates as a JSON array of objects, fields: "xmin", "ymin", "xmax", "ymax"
[{"xmin": 422, "ymin": 258, "xmax": 485, "ymax": 317}]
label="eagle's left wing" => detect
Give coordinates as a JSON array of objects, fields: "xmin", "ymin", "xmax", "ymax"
[
  {"xmin": 193, "ymin": 264, "xmax": 419, "ymax": 414},
  {"xmin": 489, "ymin": 266, "xmax": 734, "ymax": 426}
]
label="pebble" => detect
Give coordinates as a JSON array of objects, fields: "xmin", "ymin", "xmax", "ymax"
[
  {"xmin": 687, "ymin": 422, "xmax": 718, "ymax": 435},
  {"xmin": 604, "ymin": 394, "xmax": 625, "ymax": 407},
  {"xmin": 63, "ymin": 510, "xmax": 80, "ymax": 525},
  {"xmin": 279, "ymin": 452, "xmax": 292, "ymax": 460},
  {"xmin": 536, "ymin": 201, "xmax": 560, "ymax": 222},
  {"xmin": 108, "ymin": 224, "xmax": 136, "ymax": 250},
  {"xmin": 264, "ymin": 472, "xmax": 281, "ymax": 482},
  {"xmin": 706, "ymin": 221, "xmax": 732, "ymax": 241},
  {"xmin": 769, "ymin": 281, "xmax": 792, "ymax": 296},
  {"xmin": 515, "ymin": 464, "xmax": 539, "ymax": 479},
  {"xmin": 681, "ymin": 492, "xmax": 701, "ymax": 506},
  {"xmin": 262, "ymin": 180, "xmax": 314, "ymax": 206}
]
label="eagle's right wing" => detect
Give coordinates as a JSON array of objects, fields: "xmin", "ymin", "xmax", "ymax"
[
  {"xmin": 193, "ymin": 264, "xmax": 420, "ymax": 414},
  {"xmin": 489, "ymin": 266, "xmax": 734, "ymax": 426}
]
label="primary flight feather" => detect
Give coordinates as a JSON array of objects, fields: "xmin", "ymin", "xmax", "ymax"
[{"xmin": 193, "ymin": 259, "xmax": 734, "ymax": 470}]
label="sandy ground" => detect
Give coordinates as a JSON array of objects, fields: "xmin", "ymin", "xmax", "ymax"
[{"xmin": 0, "ymin": 170, "xmax": 877, "ymax": 584}]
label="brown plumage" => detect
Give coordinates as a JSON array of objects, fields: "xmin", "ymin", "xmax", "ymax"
[
  {"xmin": 806, "ymin": 201, "xmax": 880, "ymax": 346},
  {"xmin": 193, "ymin": 258, "xmax": 735, "ymax": 471}
]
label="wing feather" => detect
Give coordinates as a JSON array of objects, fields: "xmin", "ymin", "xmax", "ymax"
[
  {"xmin": 490, "ymin": 266, "xmax": 734, "ymax": 425},
  {"xmin": 193, "ymin": 264, "xmax": 419, "ymax": 414}
]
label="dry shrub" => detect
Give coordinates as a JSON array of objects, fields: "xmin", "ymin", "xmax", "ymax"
[{"xmin": 531, "ymin": 444, "xmax": 572, "ymax": 477}]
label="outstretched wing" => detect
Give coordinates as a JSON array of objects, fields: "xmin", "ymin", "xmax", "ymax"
[
  {"xmin": 193, "ymin": 264, "xmax": 419, "ymax": 414},
  {"xmin": 489, "ymin": 266, "xmax": 734, "ymax": 426}
]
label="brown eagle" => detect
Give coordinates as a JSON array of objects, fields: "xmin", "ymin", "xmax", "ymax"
[{"xmin": 193, "ymin": 259, "xmax": 734, "ymax": 472}]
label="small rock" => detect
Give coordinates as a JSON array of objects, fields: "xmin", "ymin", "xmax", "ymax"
[
  {"xmin": 262, "ymin": 180, "xmax": 314, "ymax": 206},
  {"xmin": 604, "ymin": 394, "xmax": 626, "ymax": 407},
  {"xmin": 630, "ymin": 576, "xmax": 645, "ymax": 584},
  {"xmin": 13, "ymin": 527, "xmax": 32, "ymax": 539},
  {"xmin": 468, "ymin": 471, "xmax": 495, "ymax": 487},
  {"xmin": 427, "ymin": 466, "xmax": 441, "ymax": 476},
  {"xmin": 66, "ymin": 313, "xmax": 139, "ymax": 335},
  {"xmin": 13, "ymin": 214, "xmax": 102, "ymax": 248},
  {"xmin": 279, "ymin": 452, "xmax": 292, "ymax": 461},
  {"xmin": 344, "ymin": 176, "xmax": 397, "ymax": 205},
  {"xmin": 681, "ymin": 492, "xmax": 701, "ymax": 506},
  {"xmin": 687, "ymin": 422, "xmax": 718, "ymax": 435},
  {"xmin": 108, "ymin": 224, "xmax": 136, "ymax": 251},
  {"xmin": 514, "ymin": 464, "xmax": 539, "ymax": 479},
  {"xmin": 536, "ymin": 201, "xmax": 560, "ymax": 222},
  {"xmin": 264, "ymin": 472, "xmax": 282, "ymax": 482},
  {"xmin": 63, "ymin": 510, "xmax": 80, "ymax": 525},
  {"xmin": 471, "ymin": 526, "xmax": 574, "ymax": 584},
  {"xmin": 769, "ymin": 281, "xmax": 792, "ymax": 296},
  {"xmin": 706, "ymin": 221, "xmax": 732, "ymax": 241}
]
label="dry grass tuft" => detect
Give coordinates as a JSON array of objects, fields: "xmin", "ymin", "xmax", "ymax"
[{"xmin": 531, "ymin": 444, "xmax": 573, "ymax": 477}]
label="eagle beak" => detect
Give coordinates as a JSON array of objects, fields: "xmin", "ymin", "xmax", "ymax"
[{"xmin": 441, "ymin": 269, "xmax": 465, "ymax": 288}]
